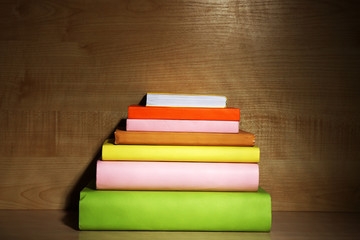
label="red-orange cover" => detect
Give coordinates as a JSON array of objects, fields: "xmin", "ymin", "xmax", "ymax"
[{"xmin": 128, "ymin": 105, "xmax": 240, "ymax": 121}]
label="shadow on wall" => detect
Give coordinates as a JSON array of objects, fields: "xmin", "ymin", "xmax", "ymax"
[
  {"xmin": 62, "ymin": 118, "xmax": 128, "ymax": 230},
  {"xmin": 62, "ymin": 94, "xmax": 147, "ymax": 229}
]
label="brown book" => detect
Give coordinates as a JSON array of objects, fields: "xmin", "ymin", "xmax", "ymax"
[{"xmin": 114, "ymin": 129, "xmax": 255, "ymax": 146}]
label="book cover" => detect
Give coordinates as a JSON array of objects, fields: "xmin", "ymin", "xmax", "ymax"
[
  {"xmin": 128, "ymin": 105, "xmax": 240, "ymax": 121},
  {"xmin": 79, "ymin": 183, "xmax": 272, "ymax": 231},
  {"xmin": 102, "ymin": 139, "xmax": 260, "ymax": 162},
  {"xmin": 126, "ymin": 119, "xmax": 239, "ymax": 133},
  {"xmin": 96, "ymin": 160, "xmax": 259, "ymax": 191},
  {"xmin": 114, "ymin": 129, "xmax": 255, "ymax": 146},
  {"xmin": 146, "ymin": 93, "xmax": 227, "ymax": 108}
]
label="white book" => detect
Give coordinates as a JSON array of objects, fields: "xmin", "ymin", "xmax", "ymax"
[{"xmin": 145, "ymin": 93, "xmax": 227, "ymax": 108}]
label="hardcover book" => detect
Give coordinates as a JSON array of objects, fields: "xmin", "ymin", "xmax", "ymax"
[
  {"xmin": 114, "ymin": 129, "xmax": 255, "ymax": 146},
  {"xmin": 102, "ymin": 139, "xmax": 260, "ymax": 162},
  {"xmin": 128, "ymin": 105, "xmax": 240, "ymax": 121},
  {"xmin": 145, "ymin": 93, "xmax": 227, "ymax": 108},
  {"xmin": 96, "ymin": 160, "xmax": 259, "ymax": 191},
  {"xmin": 79, "ymin": 183, "xmax": 272, "ymax": 231},
  {"xmin": 126, "ymin": 119, "xmax": 239, "ymax": 133}
]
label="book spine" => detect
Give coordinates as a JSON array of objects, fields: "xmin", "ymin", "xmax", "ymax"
[
  {"xmin": 128, "ymin": 105, "xmax": 240, "ymax": 121},
  {"xmin": 126, "ymin": 119, "xmax": 239, "ymax": 133},
  {"xmin": 146, "ymin": 93, "xmax": 227, "ymax": 108},
  {"xmin": 79, "ymin": 186, "xmax": 272, "ymax": 231},
  {"xmin": 114, "ymin": 129, "xmax": 255, "ymax": 146},
  {"xmin": 96, "ymin": 160, "xmax": 259, "ymax": 191},
  {"xmin": 102, "ymin": 139, "xmax": 260, "ymax": 162}
]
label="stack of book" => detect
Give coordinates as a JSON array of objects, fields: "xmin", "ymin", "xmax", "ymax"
[{"xmin": 79, "ymin": 93, "xmax": 272, "ymax": 231}]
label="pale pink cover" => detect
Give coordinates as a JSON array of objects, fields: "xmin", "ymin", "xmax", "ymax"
[
  {"xmin": 96, "ymin": 160, "xmax": 259, "ymax": 191},
  {"xmin": 126, "ymin": 119, "xmax": 239, "ymax": 133}
]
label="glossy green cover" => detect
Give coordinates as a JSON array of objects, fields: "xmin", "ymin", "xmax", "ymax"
[{"xmin": 79, "ymin": 183, "xmax": 272, "ymax": 231}]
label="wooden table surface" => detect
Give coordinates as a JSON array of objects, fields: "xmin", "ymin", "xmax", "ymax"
[{"xmin": 0, "ymin": 210, "xmax": 359, "ymax": 240}]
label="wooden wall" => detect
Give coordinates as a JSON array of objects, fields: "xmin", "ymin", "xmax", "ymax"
[{"xmin": 0, "ymin": 0, "xmax": 359, "ymax": 211}]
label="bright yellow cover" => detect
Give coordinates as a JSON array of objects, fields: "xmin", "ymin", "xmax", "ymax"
[{"xmin": 102, "ymin": 139, "xmax": 259, "ymax": 162}]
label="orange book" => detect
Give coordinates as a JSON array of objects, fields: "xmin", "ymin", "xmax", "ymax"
[
  {"xmin": 114, "ymin": 129, "xmax": 255, "ymax": 146},
  {"xmin": 128, "ymin": 105, "xmax": 240, "ymax": 121}
]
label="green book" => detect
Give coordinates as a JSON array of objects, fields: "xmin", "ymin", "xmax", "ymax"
[{"xmin": 79, "ymin": 183, "xmax": 272, "ymax": 231}]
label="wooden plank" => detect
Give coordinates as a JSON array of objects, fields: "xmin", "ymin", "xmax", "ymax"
[
  {"xmin": 0, "ymin": 157, "xmax": 91, "ymax": 209},
  {"xmin": 0, "ymin": 110, "xmax": 57, "ymax": 157}
]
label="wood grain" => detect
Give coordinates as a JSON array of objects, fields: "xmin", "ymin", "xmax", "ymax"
[{"xmin": 0, "ymin": 0, "xmax": 360, "ymax": 211}]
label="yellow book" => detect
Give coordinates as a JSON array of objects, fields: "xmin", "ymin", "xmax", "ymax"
[{"xmin": 102, "ymin": 139, "xmax": 259, "ymax": 162}]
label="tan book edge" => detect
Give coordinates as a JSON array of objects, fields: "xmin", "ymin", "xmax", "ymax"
[{"xmin": 114, "ymin": 129, "xmax": 255, "ymax": 146}]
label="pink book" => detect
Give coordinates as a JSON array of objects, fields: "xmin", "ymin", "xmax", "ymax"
[
  {"xmin": 126, "ymin": 119, "xmax": 239, "ymax": 133},
  {"xmin": 96, "ymin": 160, "xmax": 259, "ymax": 191}
]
